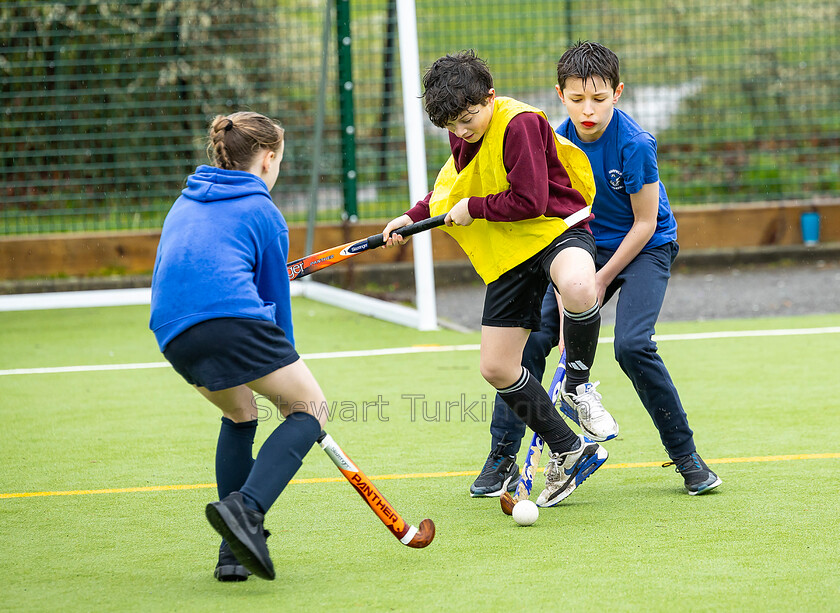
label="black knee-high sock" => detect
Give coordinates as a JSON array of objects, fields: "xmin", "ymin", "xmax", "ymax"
[
  {"xmin": 497, "ymin": 367, "xmax": 580, "ymax": 454},
  {"xmin": 239, "ymin": 412, "xmax": 321, "ymax": 514},
  {"xmin": 215, "ymin": 417, "xmax": 257, "ymax": 500},
  {"xmin": 563, "ymin": 303, "xmax": 601, "ymax": 392}
]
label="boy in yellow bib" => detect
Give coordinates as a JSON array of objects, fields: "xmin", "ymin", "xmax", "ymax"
[{"xmin": 382, "ymin": 51, "xmax": 617, "ymax": 506}]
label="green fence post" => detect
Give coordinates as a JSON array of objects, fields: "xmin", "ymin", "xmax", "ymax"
[{"xmin": 336, "ymin": 0, "xmax": 358, "ymax": 221}]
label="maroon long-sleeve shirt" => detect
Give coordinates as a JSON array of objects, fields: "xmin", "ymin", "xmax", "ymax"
[{"xmin": 406, "ymin": 112, "xmax": 592, "ymax": 230}]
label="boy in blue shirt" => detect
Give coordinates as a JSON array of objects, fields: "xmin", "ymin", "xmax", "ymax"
[{"xmin": 470, "ymin": 41, "xmax": 721, "ymax": 497}]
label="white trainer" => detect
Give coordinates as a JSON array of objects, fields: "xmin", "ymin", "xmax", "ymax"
[
  {"xmin": 559, "ymin": 381, "xmax": 618, "ymax": 442},
  {"xmin": 536, "ymin": 435, "xmax": 608, "ymax": 507}
]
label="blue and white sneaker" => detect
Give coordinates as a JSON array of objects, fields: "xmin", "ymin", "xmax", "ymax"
[
  {"xmin": 536, "ymin": 435, "xmax": 608, "ymax": 507},
  {"xmin": 559, "ymin": 382, "xmax": 619, "ymax": 442},
  {"xmin": 547, "ymin": 352, "xmax": 597, "ymax": 439}
]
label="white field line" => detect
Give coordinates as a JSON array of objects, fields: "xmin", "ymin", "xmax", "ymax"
[
  {"xmin": 1, "ymin": 326, "xmax": 839, "ymax": 377},
  {"xmin": 0, "ymin": 288, "xmax": 152, "ymax": 312}
]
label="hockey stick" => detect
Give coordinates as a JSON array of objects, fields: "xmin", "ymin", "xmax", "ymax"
[
  {"xmin": 287, "ymin": 214, "xmax": 447, "ymax": 281},
  {"xmin": 500, "ymin": 431, "xmax": 544, "ymax": 516},
  {"xmin": 501, "ymin": 348, "xmax": 566, "ymax": 515},
  {"xmin": 318, "ymin": 431, "xmax": 435, "ymax": 548}
]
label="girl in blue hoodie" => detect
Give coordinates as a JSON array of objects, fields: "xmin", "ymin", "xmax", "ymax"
[{"xmin": 151, "ymin": 112, "xmax": 324, "ymax": 582}]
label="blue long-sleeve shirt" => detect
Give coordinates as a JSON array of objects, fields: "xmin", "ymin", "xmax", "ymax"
[{"xmin": 150, "ymin": 165, "xmax": 294, "ymax": 351}]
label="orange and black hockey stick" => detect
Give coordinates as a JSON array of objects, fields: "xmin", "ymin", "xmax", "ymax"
[
  {"xmin": 287, "ymin": 214, "xmax": 446, "ymax": 281},
  {"xmin": 318, "ymin": 431, "xmax": 435, "ymax": 548}
]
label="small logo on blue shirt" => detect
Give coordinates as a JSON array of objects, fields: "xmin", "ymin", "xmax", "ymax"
[{"xmin": 608, "ymin": 169, "xmax": 624, "ymax": 191}]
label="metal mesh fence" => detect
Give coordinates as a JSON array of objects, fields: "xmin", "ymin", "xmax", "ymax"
[{"xmin": 2, "ymin": 0, "xmax": 839, "ymax": 234}]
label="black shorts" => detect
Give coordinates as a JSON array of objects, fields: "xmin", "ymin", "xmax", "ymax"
[
  {"xmin": 482, "ymin": 227, "xmax": 596, "ymax": 330},
  {"xmin": 163, "ymin": 317, "xmax": 299, "ymax": 392}
]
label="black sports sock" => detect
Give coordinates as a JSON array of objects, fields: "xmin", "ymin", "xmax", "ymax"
[
  {"xmin": 497, "ymin": 367, "xmax": 579, "ymax": 454},
  {"xmin": 239, "ymin": 412, "xmax": 321, "ymax": 513},
  {"xmin": 563, "ymin": 303, "xmax": 601, "ymax": 393},
  {"xmin": 215, "ymin": 417, "xmax": 257, "ymax": 499}
]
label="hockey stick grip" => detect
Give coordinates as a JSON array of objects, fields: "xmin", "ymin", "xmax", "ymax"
[{"xmin": 366, "ymin": 214, "xmax": 447, "ymax": 249}]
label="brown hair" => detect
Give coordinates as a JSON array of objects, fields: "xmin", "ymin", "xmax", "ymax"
[
  {"xmin": 556, "ymin": 41, "xmax": 620, "ymax": 92},
  {"xmin": 206, "ymin": 111, "xmax": 284, "ymax": 171},
  {"xmin": 422, "ymin": 50, "xmax": 494, "ymax": 128}
]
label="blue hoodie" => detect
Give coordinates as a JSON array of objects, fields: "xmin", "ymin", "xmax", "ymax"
[{"xmin": 150, "ymin": 165, "xmax": 294, "ymax": 351}]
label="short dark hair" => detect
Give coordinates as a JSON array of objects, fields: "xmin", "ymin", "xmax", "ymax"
[
  {"xmin": 422, "ymin": 50, "xmax": 494, "ymax": 128},
  {"xmin": 556, "ymin": 41, "xmax": 620, "ymax": 92}
]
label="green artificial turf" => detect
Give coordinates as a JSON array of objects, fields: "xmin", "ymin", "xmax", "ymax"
[{"xmin": 1, "ymin": 303, "xmax": 839, "ymax": 611}]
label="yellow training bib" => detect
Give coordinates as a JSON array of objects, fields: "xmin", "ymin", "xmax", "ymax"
[{"xmin": 429, "ymin": 97, "xmax": 594, "ymax": 283}]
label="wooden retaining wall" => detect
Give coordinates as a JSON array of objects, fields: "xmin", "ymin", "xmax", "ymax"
[{"xmin": 1, "ymin": 200, "xmax": 839, "ymax": 281}]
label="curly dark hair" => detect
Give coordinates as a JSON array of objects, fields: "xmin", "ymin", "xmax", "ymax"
[
  {"xmin": 422, "ymin": 50, "xmax": 494, "ymax": 128},
  {"xmin": 556, "ymin": 41, "xmax": 620, "ymax": 92}
]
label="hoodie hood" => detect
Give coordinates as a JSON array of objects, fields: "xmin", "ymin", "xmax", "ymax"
[{"xmin": 182, "ymin": 165, "xmax": 270, "ymax": 203}]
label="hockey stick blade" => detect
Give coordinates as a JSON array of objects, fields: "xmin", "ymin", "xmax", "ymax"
[{"xmin": 501, "ymin": 349, "xmax": 566, "ymax": 515}]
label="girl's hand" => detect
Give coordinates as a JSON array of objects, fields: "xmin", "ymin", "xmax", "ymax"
[
  {"xmin": 445, "ymin": 198, "xmax": 474, "ymax": 227},
  {"xmin": 381, "ymin": 215, "xmax": 413, "ymax": 247}
]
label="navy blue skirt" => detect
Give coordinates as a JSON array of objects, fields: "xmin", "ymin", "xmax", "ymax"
[{"xmin": 163, "ymin": 317, "xmax": 299, "ymax": 391}]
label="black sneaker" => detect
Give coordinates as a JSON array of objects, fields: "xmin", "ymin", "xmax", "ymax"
[
  {"xmin": 470, "ymin": 443, "xmax": 519, "ymax": 497},
  {"xmin": 214, "ymin": 540, "xmax": 251, "ymax": 582},
  {"xmin": 205, "ymin": 492, "xmax": 275, "ymax": 580},
  {"xmin": 663, "ymin": 452, "xmax": 722, "ymax": 495}
]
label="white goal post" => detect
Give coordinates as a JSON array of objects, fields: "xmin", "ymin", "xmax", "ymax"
[{"xmin": 294, "ymin": 0, "xmax": 438, "ymax": 331}]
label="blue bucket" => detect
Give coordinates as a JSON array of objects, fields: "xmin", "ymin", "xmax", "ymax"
[{"xmin": 800, "ymin": 211, "xmax": 820, "ymax": 246}]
